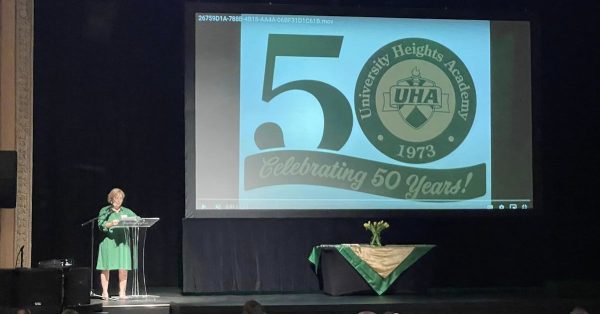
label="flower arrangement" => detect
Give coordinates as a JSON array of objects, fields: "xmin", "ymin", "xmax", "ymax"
[{"xmin": 363, "ymin": 220, "xmax": 389, "ymax": 246}]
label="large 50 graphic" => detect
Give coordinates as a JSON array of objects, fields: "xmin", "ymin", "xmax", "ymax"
[{"xmin": 245, "ymin": 34, "xmax": 484, "ymax": 201}]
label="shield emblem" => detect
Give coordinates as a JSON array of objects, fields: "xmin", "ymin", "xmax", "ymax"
[{"xmin": 382, "ymin": 71, "xmax": 443, "ymax": 129}]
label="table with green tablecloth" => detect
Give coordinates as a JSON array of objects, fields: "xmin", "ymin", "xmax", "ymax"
[{"xmin": 308, "ymin": 244, "xmax": 435, "ymax": 296}]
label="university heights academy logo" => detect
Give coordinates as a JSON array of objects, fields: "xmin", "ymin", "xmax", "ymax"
[
  {"xmin": 244, "ymin": 35, "xmax": 486, "ymax": 201},
  {"xmin": 355, "ymin": 38, "xmax": 476, "ymax": 164}
]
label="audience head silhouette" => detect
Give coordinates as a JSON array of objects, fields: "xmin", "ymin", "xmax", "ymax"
[
  {"xmin": 570, "ymin": 307, "xmax": 589, "ymax": 314},
  {"xmin": 242, "ymin": 299, "xmax": 266, "ymax": 314}
]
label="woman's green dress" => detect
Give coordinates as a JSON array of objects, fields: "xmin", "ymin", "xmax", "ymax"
[{"xmin": 96, "ymin": 205, "xmax": 137, "ymax": 270}]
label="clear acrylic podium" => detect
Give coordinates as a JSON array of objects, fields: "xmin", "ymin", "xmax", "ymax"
[{"xmin": 112, "ymin": 217, "xmax": 160, "ymax": 299}]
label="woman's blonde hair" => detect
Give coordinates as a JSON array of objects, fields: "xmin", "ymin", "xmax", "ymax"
[{"xmin": 107, "ymin": 188, "xmax": 125, "ymax": 204}]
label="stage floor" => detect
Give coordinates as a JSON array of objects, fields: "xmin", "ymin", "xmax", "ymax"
[{"xmin": 92, "ymin": 287, "xmax": 600, "ymax": 314}]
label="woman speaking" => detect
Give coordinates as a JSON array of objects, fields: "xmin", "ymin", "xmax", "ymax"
[{"xmin": 96, "ymin": 188, "xmax": 138, "ymax": 300}]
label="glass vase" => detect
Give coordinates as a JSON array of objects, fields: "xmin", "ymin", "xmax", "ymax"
[{"xmin": 370, "ymin": 231, "xmax": 382, "ymax": 246}]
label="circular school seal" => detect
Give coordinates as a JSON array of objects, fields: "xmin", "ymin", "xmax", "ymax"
[{"xmin": 354, "ymin": 38, "xmax": 476, "ymax": 163}]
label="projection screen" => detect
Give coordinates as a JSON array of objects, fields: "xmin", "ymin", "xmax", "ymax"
[{"xmin": 185, "ymin": 6, "xmax": 536, "ymax": 217}]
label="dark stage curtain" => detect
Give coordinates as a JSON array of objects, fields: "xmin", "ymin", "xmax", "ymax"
[
  {"xmin": 183, "ymin": 218, "xmax": 374, "ymax": 293},
  {"xmin": 183, "ymin": 217, "xmax": 548, "ymax": 293}
]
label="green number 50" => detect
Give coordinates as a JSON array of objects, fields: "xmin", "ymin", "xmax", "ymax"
[{"xmin": 257, "ymin": 34, "xmax": 353, "ymax": 151}]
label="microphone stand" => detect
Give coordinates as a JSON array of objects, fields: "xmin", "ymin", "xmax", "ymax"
[
  {"xmin": 19, "ymin": 245, "xmax": 23, "ymax": 268},
  {"xmin": 15, "ymin": 245, "xmax": 24, "ymax": 268},
  {"xmin": 81, "ymin": 217, "xmax": 103, "ymax": 299}
]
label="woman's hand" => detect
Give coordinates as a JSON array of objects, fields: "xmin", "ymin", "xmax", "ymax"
[{"xmin": 106, "ymin": 219, "xmax": 120, "ymax": 228}]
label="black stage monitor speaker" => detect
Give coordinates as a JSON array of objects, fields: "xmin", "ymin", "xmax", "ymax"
[
  {"xmin": 0, "ymin": 151, "xmax": 17, "ymax": 208},
  {"xmin": 15, "ymin": 268, "xmax": 63, "ymax": 314},
  {"xmin": 0, "ymin": 269, "xmax": 16, "ymax": 307},
  {"xmin": 64, "ymin": 267, "xmax": 91, "ymax": 306}
]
